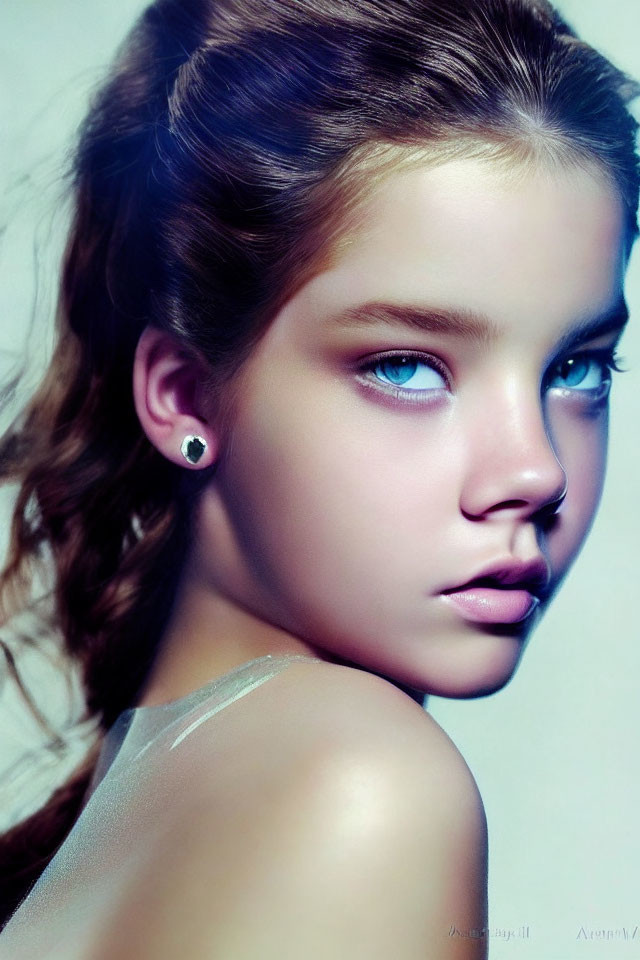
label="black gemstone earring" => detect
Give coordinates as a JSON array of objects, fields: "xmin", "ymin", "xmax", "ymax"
[{"xmin": 181, "ymin": 434, "xmax": 207, "ymax": 465}]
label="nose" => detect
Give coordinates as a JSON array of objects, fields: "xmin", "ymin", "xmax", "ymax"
[{"xmin": 459, "ymin": 387, "xmax": 568, "ymax": 523}]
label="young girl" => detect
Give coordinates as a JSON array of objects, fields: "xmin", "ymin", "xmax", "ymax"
[{"xmin": 0, "ymin": 0, "xmax": 637, "ymax": 956}]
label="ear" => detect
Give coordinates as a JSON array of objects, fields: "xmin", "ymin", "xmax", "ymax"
[{"xmin": 132, "ymin": 325, "xmax": 220, "ymax": 469}]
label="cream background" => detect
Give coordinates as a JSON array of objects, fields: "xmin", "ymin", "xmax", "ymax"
[{"xmin": 0, "ymin": 2, "xmax": 638, "ymax": 957}]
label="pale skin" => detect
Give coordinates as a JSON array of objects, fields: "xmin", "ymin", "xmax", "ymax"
[{"xmin": 110, "ymin": 154, "xmax": 630, "ymax": 958}]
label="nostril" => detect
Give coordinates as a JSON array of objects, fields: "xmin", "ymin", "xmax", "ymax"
[{"xmin": 536, "ymin": 490, "xmax": 566, "ymax": 525}]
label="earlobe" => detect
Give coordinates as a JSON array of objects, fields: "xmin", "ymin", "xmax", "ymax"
[{"xmin": 132, "ymin": 325, "xmax": 219, "ymax": 470}]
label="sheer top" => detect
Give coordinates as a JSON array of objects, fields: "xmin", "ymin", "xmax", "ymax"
[{"xmin": 0, "ymin": 653, "xmax": 322, "ymax": 959}]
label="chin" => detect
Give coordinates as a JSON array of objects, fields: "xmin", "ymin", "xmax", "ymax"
[
  {"xmin": 402, "ymin": 634, "xmax": 528, "ymax": 700},
  {"xmin": 440, "ymin": 670, "xmax": 520, "ymax": 700}
]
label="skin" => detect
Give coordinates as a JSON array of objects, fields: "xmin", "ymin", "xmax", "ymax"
[{"xmin": 132, "ymin": 154, "xmax": 630, "ymax": 708}]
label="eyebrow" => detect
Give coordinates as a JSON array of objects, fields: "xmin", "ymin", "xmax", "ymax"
[{"xmin": 328, "ymin": 299, "xmax": 630, "ymax": 352}]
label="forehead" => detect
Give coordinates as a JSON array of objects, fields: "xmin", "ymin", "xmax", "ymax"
[{"xmin": 276, "ymin": 156, "xmax": 628, "ymax": 348}]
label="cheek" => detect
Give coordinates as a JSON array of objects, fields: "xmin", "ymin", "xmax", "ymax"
[
  {"xmin": 546, "ymin": 394, "xmax": 609, "ymax": 560},
  {"xmin": 221, "ymin": 376, "xmax": 458, "ymax": 599}
]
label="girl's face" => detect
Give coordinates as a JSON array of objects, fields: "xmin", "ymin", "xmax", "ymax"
[{"xmin": 199, "ymin": 156, "xmax": 629, "ymax": 697}]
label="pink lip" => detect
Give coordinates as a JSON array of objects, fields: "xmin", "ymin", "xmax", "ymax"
[{"xmin": 441, "ymin": 587, "xmax": 540, "ymax": 624}]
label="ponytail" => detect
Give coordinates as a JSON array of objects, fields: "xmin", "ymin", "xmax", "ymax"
[{"xmin": 0, "ymin": 2, "xmax": 207, "ymax": 923}]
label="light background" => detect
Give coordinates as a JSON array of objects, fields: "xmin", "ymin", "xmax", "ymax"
[{"xmin": 0, "ymin": 2, "xmax": 638, "ymax": 958}]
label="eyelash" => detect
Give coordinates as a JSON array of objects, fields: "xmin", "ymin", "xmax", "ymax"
[
  {"xmin": 543, "ymin": 348, "xmax": 628, "ymax": 392},
  {"xmin": 355, "ymin": 346, "xmax": 628, "ymax": 405}
]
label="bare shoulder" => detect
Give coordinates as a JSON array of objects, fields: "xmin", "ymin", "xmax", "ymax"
[
  {"xmin": 237, "ymin": 657, "xmax": 485, "ymax": 811},
  {"xmin": 97, "ymin": 660, "xmax": 488, "ymax": 959},
  {"xmin": 161, "ymin": 656, "xmax": 483, "ymax": 802},
  {"xmin": 253, "ymin": 657, "xmax": 488, "ymax": 887}
]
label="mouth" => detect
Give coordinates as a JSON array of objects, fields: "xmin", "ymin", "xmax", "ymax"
[
  {"xmin": 439, "ymin": 556, "xmax": 550, "ymax": 625},
  {"xmin": 440, "ymin": 585, "xmax": 540, "ymax": 624}
]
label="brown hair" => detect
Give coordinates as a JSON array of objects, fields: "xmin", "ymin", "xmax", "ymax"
[{"xmin": 1, "ymin": 0, "xmax": 638, "ymax": 925}]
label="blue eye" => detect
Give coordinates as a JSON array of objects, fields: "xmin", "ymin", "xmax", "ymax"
[
  {"xmin": 546, "ymin": 349, "xmax": 626, "ymax": 393},
  {"xmin": 356, "ymin": 347, "xmax": 628, "ymax": 407},
  {"xmin": 367, "ymin": 354, "xmax": 448, "ymax": 391}
]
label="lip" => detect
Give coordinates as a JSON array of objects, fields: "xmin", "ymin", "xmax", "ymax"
[
  {"xmin": 438, "ymin": 554, "xmax": 550, "ymax": 625},
  {"xmin": 440, "ymin": 587, "xmax": 541, "ymax": 624},
  {"xmin": 441, "ymin": 555, "xmax": 551, "ymax": 598}
]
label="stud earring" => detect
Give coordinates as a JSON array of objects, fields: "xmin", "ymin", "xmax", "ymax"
[{"xmin": 181, "ymin": 434, "xmax": 207, "ymax": 465}]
